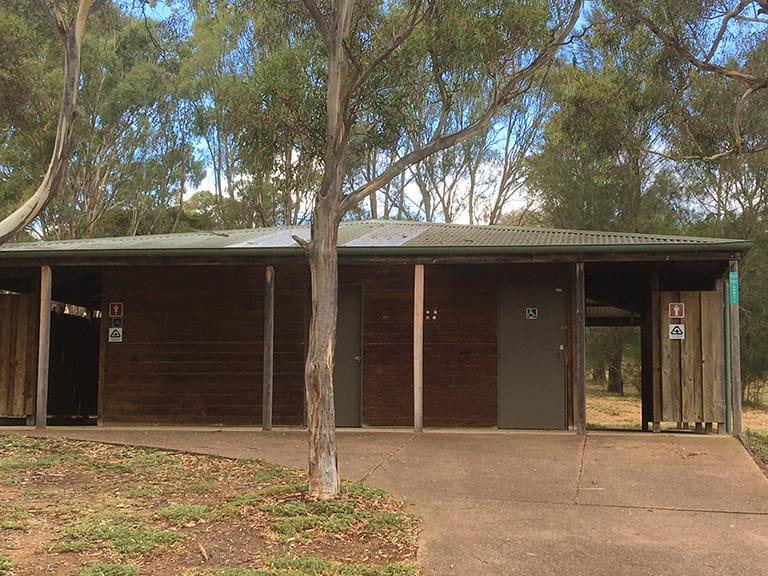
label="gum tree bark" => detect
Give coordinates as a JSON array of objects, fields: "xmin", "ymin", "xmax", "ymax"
[
  {"xmin": 300, "ymin": 0, "xmax": 582, "ymax": 499},
  {"xmin": 0, "ymin": 0, "xmax": 104, "ymax": 244}
]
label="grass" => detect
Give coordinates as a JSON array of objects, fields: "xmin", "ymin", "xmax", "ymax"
[
  {"xmin": 58, "ymin": 510, "xmax": 183, "ymax": 556},
  {"xmin": 0, "ymin": 434, "xmax": 419, "ymax": 575},
  {"xmin": 744, "ymin": 429, "xmax": 768, "ymax": 468},
  {"xmin": 75, "ymin": 565, "xmax": 140, "ymax": 576},
  {"xmin": 0, "ymin": 502, "xmax": 29, "ymax": 530},
  {"xmin": 156, "ymin": 504, "xmax": 212, "ymax": 526},
  {"xmin": 257, "ymin": 480, "xmax": 415, "ymax": 545},
  {"xmin": 203, "ymin": 556, "xmax": 419, "ymax": 576},
  {"xmin": 586, "ymin": 380, "xmax": 643, "ymax": 429}
]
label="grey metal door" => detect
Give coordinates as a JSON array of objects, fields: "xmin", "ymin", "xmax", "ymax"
[
  {"xmin": 498, "ymin": 274, "xmax": 567, "ymax": 429},
  {"xmin": 334, "ymin": 285, "xmax": 362, "ymax": 427}
]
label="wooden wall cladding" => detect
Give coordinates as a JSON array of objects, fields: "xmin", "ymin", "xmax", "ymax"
[
  {"xmin": 101, "ymin": 266, "xmax": 267, "ymax": 425},
  {"xmin": 0, "ymin": 293, "xmax": 38, "ymax": 418},
  {"xmin": 340, "ymin": 266, "xmax": 414, "ymax": 426},
  {"xmin": 658, "ymin": 291, "xmax": 725, "ymax": 425},
  {"xmin": 422, "ymin": 265, "xmax": 498, "ymax": 427},
  {"xmin": 272, "ymin": 265, "xmax": 308, "ymax": 425},
  {"xmin": 99, "ymin": 262, "xmax": 504, "ymax": 428},
  {"xmin": 342, "ymin": 264, "xmax": 499, "ymax": 427}
]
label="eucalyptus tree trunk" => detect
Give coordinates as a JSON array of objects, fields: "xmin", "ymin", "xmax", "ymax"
[
  {"xmin": 302, "ymin": 0, "xmax": 354, "ymax": 500},
  {"xmin": 299, "ymin": 0, "xmax": 582, "ymax": 500},
  {"xmin": 0, "ymin": 0, "xmax": 100, "ymax": 244},
  {"xmin": 305, "ymin": 198, "xmax": 341, "ymax": 499}
]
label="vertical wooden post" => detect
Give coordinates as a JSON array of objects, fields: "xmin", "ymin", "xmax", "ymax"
[
  {"xmin": 640, "ymin": 294, "xmax": 653, "ymax": 432},
  {"xmin": 729, "ymin": 260, "xmax": 742, "ymax": 436},
  {"xmin": 35, "ymin": 265, "xmax": 52, "ymax": 430},
  {"xmin": 262, "ymin": 265, "xmax": 275, "ymax": 431},
  {"xmin": 650, "ymin": 272, "xmax": 661, "ymax": 432},
  {"xmin": 413, "ymin": 264, "xmax": 424, "ymax": 433},
  {"xmin": 574, "ymin": 262, "xmax": 586, "ymax": 435}
]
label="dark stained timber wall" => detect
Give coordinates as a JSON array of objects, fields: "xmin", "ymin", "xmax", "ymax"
[
  {"xmin": 343, "ymin": 264, "xmax": 499, "ymax": 427},
  {"xmin": 423, "ymin": 265, "xmax": 498, "ymax": 427},
  {"xmin": 99, "ymin": 263, "xmax": 506, "ymax": 427},
  {"xmin": 341, "ymin": 266, "xmax": 415, "ymax": 426},
  {"xmin": 100, "ymin": 266, "xmax": 268, "ymax": 425},
  {"xmin": 272, "ymin": 265, "xmax": 308, "ymax": 425}
]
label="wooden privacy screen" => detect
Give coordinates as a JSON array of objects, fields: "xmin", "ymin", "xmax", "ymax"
[
  {"xmin": 0, "ymin": 294, "xmax": 38, "ymax": 418},
  {"xmin": 658, "ymin": 291, "xmax": 725, "ymax": 424}
]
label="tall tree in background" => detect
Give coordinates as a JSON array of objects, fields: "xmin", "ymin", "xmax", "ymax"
[
  {"xmin": 0, "ymin": 0, "xmax": 105, "ymax": 244},
  {"xmin": 43, "ymin": 9, "xmax": 203, "ymax": 238},
  {"xmin": 0, "ymin": 0, "xmax": 58, "ymax": 226},
  {"xmin": 611, "ymin": 0, "xmax": 768, "ymax": 160},
  {"xmin": 528, "ymin": 3, "xmax": 683, "ymax": 234},
  {"xmin": 528, "ymin": 5, "xmax": 683, "ymax": 393},
  {"xmin": 286, "ymin": 0, "xmax": 582, "ymax": 498},
  {"xmin": 608, "ymin": 0, "xmax": 768, "ymax": 394}
]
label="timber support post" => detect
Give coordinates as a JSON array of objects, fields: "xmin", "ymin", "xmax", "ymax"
[
  {"xmin": 413, "ymin": 264, "xmax": 424, "ymax": 433},
  {"xmin": 650, "ymin": 272, "xmax": 661, "ymax": 433},
  {"xmin": 574, "ymin": 262, "xmax": 586, "ymax": 435},
  {"xmin": 35, "ymin": 265, "xmax": 52, "ymax": 430},
  {"xmin": 262, "ymin": 265, "xmax": 275, "ymax": 431}
]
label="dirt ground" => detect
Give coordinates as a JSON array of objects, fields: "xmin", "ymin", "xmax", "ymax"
[
  {"xmin": 0, "ymin": 435, "xmax": 418, "ymax": 576},
  {"xmin": 587, "ymin": 387, "xmax": 768, "ymax": 430}
]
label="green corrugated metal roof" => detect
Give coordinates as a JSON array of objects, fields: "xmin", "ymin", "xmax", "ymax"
[{"xmin": 0, "ymin": 220, "xmax": 751, "ymax": 259}]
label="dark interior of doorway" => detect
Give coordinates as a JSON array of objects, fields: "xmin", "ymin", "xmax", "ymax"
[
  {"xmin": 47, "ymin": 306, "xmax": 100, "ymax": 425},
  {"xmin": 586, "ymin": 326, "xmax": 643, "ymax": 430}
]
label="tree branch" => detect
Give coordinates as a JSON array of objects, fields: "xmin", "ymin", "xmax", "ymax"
[
  {"xmin": 613, "ymin": 0, "xmax": 768, "ymax": 90},
  {"xmin": 642, "ymin": 142, "xmax": 768, "ymax": 163},
  {"xmin": 704, "ymin": 0, "xmax": 750, "ymax": 62},
  {"xmin": 37, "ymin": 0, "xmax": 67, "ymax": 36},
  {"xmin": 348, "ymin": 0, "xmax": 426, "ymax": 94},
  {"xmin": 0, "ymin": 0, "xmax": 97, "ymax": 244},
  {"xmin": 339, "ymin": 0, "xmax": 583, "ymax": 213},
  {"xmin": 301, "ymin": 0, "xmax": 332, "ymax": 46}
]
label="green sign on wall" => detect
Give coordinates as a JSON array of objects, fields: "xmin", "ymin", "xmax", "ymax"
[{"xmin": 729, "ymin": 271, "xmax": 739, "ymax": 306}]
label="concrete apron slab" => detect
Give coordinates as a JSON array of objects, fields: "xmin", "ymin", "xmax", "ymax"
[{"xmin": 12, "ymin": 427, "xmax": 768, "ymax": 575}]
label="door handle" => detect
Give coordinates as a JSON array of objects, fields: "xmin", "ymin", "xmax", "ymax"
[{"xmin": 354, "ymin": 355, "xmax": 361, "ymax": 364}]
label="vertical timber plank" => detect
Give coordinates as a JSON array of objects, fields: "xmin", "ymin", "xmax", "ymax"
[
  {"xmin": 680, "ymin": 292, "xmax": 702, "ymax": 423},
  {"xmin": 97, "ymin": 272, "xmax": 107, "ymax": 425},
  {"xmin": 35, "ymin": 266, "xmax": 52, "ymax": 429},
  {"xmin": 574, "ymin": 263, "xmax": 587, "ymax": 435},
  {"xmin": 701, "ymin": 291, "xmax": 725, "ymax": 423},
  {"xmin": 262, "ymin": 266, "xmax": 275, "ymax": 431},
  {"xmin": 651, "ymin": 274, "xmax": 661, "ymax": 432},
  {"xmin": 729, "ymin": 261, "xmax": 742, "ymax": 435},
  {"xmin": 24, "ymin": 295, "xmax": 39, "ymax": 420},
  {"xmin": 9, "ymin": 297, "xmax": 19, "ymax": 414},
  {"xmin": 413, "ymin": 264, "xmax": 424, "ymax": 433},
  {"xmin": 640, "ymin": 306, "xmax": 652, "ymax": 430},
  {"xmin": 0, "ymin": 296, "xmax": 11, "ymax": 415},
  {"xmin": 660, "ymin": 291, "xmax": 682, "ymax": 423},
  {"xmin": 13, "ymin": 296, "xmax": 30, "ymax": 416}
]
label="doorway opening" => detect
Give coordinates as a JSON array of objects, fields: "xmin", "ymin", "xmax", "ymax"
[
  {"xmin": 585, "ymin": 325, "xmax": 642, "ymax": 430},
  {"xmin": 48, "ymin": 303, "xmax": 100, "ymax": 425}
]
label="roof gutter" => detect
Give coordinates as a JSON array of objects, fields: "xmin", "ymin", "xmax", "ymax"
[{"xmin": 0, "ymin": 239, "xmax": 752, "ymax": 264}]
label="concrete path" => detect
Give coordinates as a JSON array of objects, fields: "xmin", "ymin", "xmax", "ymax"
[{"xmin": 17, "ymin": 427, "xmax": 768, "ymax": 575}]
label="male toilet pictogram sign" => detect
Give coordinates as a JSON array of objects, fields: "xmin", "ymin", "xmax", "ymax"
[{"xmin": 668, "ymin": 302, "xmax": 685, "ymax": 318}]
